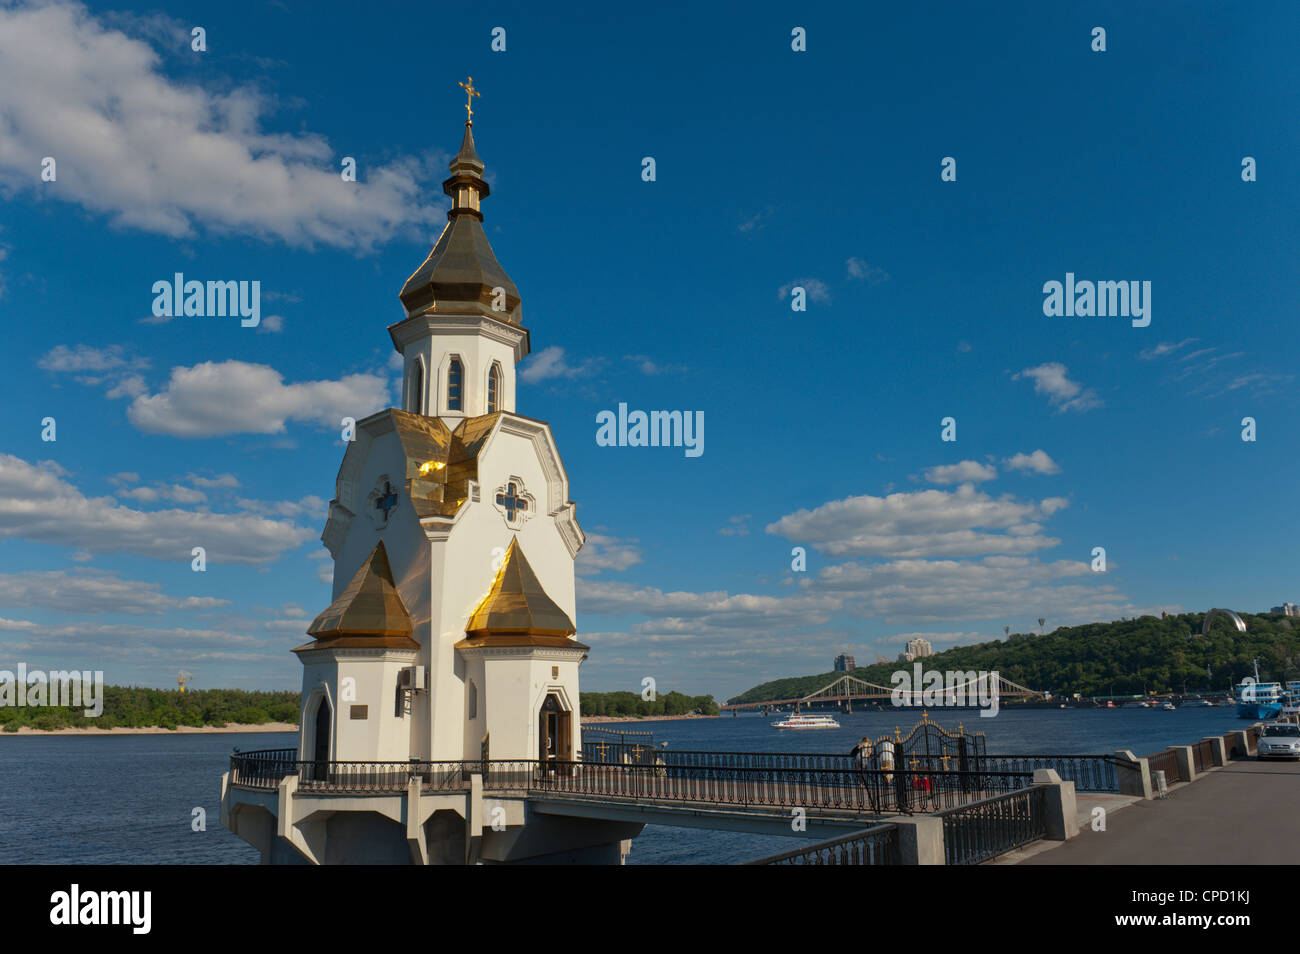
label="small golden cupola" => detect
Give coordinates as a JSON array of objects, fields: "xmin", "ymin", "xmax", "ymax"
[
  {"xmin": 294, "ymin": 541, "xmax": 419, "ymax": 652},
  {"xmin": 456, "ymin": 539, "xmax": 587, "ymax": 650}
]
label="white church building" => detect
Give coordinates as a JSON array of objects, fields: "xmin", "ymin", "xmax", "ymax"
[{"xmin": 221, "ymin": 103, "xmax": 640, "ymax": 864}]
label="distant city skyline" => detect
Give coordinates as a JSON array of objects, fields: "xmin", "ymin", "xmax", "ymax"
[{"xmin": 1, "ymin": 1, "xmax": 1297, "ymax": 701}]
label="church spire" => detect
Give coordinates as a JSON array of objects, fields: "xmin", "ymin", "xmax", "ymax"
[
  {"xmin": 444, "ymin": 77, "xmax": 488, "ymax": 221},
  {"xmin": 398, "ymin": 79, "xmax": 522, "ymax": 320}
]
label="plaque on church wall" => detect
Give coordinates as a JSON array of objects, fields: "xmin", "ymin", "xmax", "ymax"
[{"xmin": 350, "ymin": 705, "xmax": 369, "ymax": 720}]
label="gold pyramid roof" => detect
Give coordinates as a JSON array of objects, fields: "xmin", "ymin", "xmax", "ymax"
[
  {"xmin": 464, "ymin": 539, "xmax": 577, "ymax": 639},
  {"xmin": 307, "ymin": 540, "xmax": 413, "ymax": 639}
]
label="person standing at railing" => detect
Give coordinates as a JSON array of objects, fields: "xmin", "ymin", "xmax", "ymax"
[
  {"xmin": 850, "ymin": 736, "xmax": 873, "ymax": 770},
  {"xmin": 878, "ymin": 738, "xmax": 895, "ymax": 784}
]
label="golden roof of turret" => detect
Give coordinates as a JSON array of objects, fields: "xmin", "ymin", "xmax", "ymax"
[
  {"xmin": 302, "ymin": 541, "xmax": 416, "ymax": 646},
  {"xmin": 460, "ymin": 539, "xmax": 581, "ymax": 643}
]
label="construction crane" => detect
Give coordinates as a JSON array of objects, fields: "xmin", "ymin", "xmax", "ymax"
[{"xmin": 177, "ymin": 670, "xmax": 195, "ymax": 693}]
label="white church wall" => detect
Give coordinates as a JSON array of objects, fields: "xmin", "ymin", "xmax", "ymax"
[
  {"xmin": 425, "ymin": 422, "xmax": 579, "ymax": 761},
  {"xmin": 400, "ymin": 324, "xmax": 517, "ymax": 419},
  {"xmin": 300, "ymin": 651, "xmax": 415, "ymax": 763},
  {"xmin": 330, "ymin": 430, "xmax": 433, "ymax": 759}
]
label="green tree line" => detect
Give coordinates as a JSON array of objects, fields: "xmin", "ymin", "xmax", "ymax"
[
  {"xmin": 728, "ymin": 611, "xmax": 1300, "ymax": 704},
  {"xmin": 0, "ymin": 686, "xmax": 300, "ymax": 732},
  {"xmin": 580, "ymin": 690, "xmax": 718, "ymax": 718}
]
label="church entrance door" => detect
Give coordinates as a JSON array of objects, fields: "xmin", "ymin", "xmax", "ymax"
[
  {"xmin": 538, "ymin": 693, "xmax": 571, "ymax": 774},
  {"xmin": 312, "ymin": 697, "xmax": 331, "ymax": 782}
]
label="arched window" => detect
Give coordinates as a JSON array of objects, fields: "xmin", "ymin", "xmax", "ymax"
[
  {"xmin": 447, "ymin": 358, "xmax": 463, "ymax": 412},
  {"xmin": 410, "ymin": 360, "xmax": 424, "ymax": 414},
  {"xmin": 487, "ymin": 363, "xmax": 500, "ymax": 413}
]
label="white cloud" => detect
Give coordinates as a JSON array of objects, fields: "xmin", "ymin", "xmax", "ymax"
[
  {"xmin": 1139, "ymin": 339, "xmax": 1197, "ymax": 360},
  {"xmin": 0, "ymin": 568, "xmax": 227, "ymax": 615},
  {"xmin": 575, "ymin": 533, "xmax": 643, "ymax": 575},
  {"xmin": 718, "ymin": 515, "xmax": 751, "ymax": 537},
  {"xmin": 808, "ymin": 556, "xmax": 1136, "ymax": 624},
  {"xmin": 777, "ymin": 279, "xmax": 831, "ymax": 303},
  {"xmin": 126, "ymin": 360, "xmax": 390, "ymax": 436},
  {"xmin": 256, "ymin": 314, "xmax": 285, "ymax": 334},
  {"xmin": 187, "ymin": 473, "xmax": 240, "ymax": 489},
  {"xmin": 1013, "ymin": 363, "xmax": 1102, "ymax": 413},
  {"xmin": 624, "ymin": 354, "xmax": 687, "ymax": 376},
  {"xmin": 0, "ymin": 0, "xmax": 441, "ymax": 249},
  {"xmin": 118, "ymin": 483, "xmax": 207, "ymax": 504},
  {"xmin": 578, "ymin": 578, "xmax": 841, "ymax": 632},
  {"xmin": 846, "ymin": 257, "xmax": 889, "ymax": 284},
  {"xmin": 519, "ymin": 346, "xmax": 594, "ymax": 384},
  {"xmin": 38, "ymin": 344, "xmax": 146, "ymax": 374},
  {"xmin": 923, "ymin": 460, "xmax": 997, "ymax": 485},
  {"xmin": 0, "ymin": 454, "xmax": 313, "ymax": 564},
  {"xmin": 1004, "ymin": 450, "xmax": 1061, "ymax": 475},
  {"xmin": 765, "ymin": 485, "xmax": 1068, "ymax": 559}
]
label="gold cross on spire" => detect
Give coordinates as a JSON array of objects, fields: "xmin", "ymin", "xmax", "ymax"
[{"xmin": 458, "ymin": 76, "xmax": 481, "ymax": 123}]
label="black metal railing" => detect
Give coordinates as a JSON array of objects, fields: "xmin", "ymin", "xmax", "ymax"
[
  {"xmin": 978, "ymin": 754, "xmax": 1129, "ymax": 792},
  {"xmin": 229, "ymin": 748, "xmax": 1030, "ymax": 814},
  {"xmin": 228, "ymin": 748, "xmax": 299, "ymax": 790},
  {"xmin": 229, "ymin": 752, "xmax": 479, "ymax": 794},
  {"xmin": 746, "ymin": 824, "xmax": 902, "ymax": 865},
  {"xmin": 1144, "ymin": 748, "xmax": 1185, "ymax": 784},
  {"xmin": 939, "ymin": 785, "xmax": 1047, "ymax": 865},
  {"xmin": 500, "ymin": 757, "xmax": 1034, "ymax": 815}
]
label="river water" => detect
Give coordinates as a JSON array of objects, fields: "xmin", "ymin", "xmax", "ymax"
[{"xmin": 0, "ymin": 706, "xmax": 1247, "ymax": 865}]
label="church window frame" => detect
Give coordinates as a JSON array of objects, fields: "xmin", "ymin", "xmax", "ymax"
[
  {"xmin": 491, "ymin": 476, "xmax": 535, "ymax": 529},
  {"xmin": 486, "ymin": 361, "xmax": 502, "ymax": 414},
  {"xmin": 446, "ymin": 355, "xmax": 464, "ymax": 413},
  {"xmin": 409, "ymin": 355, "xmax": 427, "ymax": 415}
]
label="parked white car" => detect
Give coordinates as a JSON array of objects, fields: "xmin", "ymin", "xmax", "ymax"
[{"xmin": 1257, "ymin": 723, "xmax": 1300, "ymax": 760}]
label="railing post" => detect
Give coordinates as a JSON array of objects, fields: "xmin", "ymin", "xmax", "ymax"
[
  {"xmin": 1113, "ymin": 749, "xmax": 1152, "ymax": 799},
  {"xmin": 1172, "ymin": 745, "xmax": 1196, "ymax": 783},
  {"xmin": 892, "ymin": 815, "xmax": 945, "ymax": 864},
  {"xmin": 1202, "ymin": 736, "xmax": 1226, "ymax": 767},
  {"xmin": 1030, "ymin": 768, "xmax": 1077, "ymax": 841}
]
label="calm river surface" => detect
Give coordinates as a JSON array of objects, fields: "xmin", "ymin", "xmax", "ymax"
[{"xmin": 0, "ymin": 706, "xmax": 1247, "ymax": 865}]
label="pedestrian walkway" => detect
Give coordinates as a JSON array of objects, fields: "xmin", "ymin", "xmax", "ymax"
[{"xmin": 1017, "ymin": 758, "xmax": 1300, "ymax": 864}]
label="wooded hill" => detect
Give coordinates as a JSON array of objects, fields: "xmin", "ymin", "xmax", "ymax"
[{"xmin": 728, "ymin": 611, "xmax": 1300, "ymax": 704}]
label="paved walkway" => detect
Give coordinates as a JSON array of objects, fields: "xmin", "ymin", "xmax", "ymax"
[{"xmin": 1019, "ymin": 758, "xmax": 1300, "ymax": 864}]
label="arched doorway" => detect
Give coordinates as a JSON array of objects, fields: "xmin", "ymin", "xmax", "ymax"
[
  {"xmin": 311, "ymin": 697, "xmax": 331, "ymax": 781},
  {"xmin": 538, "ymin": 693, "xmax": 572, "ymax": 772}
]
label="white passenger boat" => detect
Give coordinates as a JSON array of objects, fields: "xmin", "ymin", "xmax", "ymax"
[{"xmin": 771, "ymin": 714, "xmax": 841, "ymax": 730}]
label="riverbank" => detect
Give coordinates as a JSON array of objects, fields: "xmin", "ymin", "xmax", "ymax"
[
  {"xmin": 1, "ymin": 715, "xmax": 719, "ymax": 735},
  {"xmin": 581, "ymin": 713, "xmax": 718, "ymax": 725},
  {"xmin": 1, "ymin": 721, "xmax": 299, "ymax": 736}
]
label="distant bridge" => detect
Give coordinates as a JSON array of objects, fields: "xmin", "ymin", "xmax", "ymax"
[{"xmin": 722, "ymin": 672, "xmax": 1046, "ymax": 713}]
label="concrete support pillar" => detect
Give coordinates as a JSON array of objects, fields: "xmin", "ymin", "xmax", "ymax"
[
  {"xmin": 1031, "ymin": 768, "xmax": 1078, "ymax": 840},
  {"xmin": 1202, "ymin": 736, "xmax": 1226, "ymax": 767},
  {"xmin": 465, "ymin": 773, "xmax": 484, "ymax": 865},
  {"xmin": 892, "ymin": 815, "xmax": 945, "ymax": 865},
  {"xmin": 406, "ymin": 776, "xmax": 428, "ymax": 865},
  {"xmin": 1114, "ymin": 750, "xmax": 1152, "ymax": 799},
  {"xmin": 1173, "ymin": 745, "xmax": 1196, "ymax": 782},
  {"xmin": 1225, "ymin": 730, "xmax": 1251, "ymax": 759}
]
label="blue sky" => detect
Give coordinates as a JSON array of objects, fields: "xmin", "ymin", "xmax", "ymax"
[{"xmin": 0, "ymin": 0, "xmax": 1296, "ymax": 700}]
